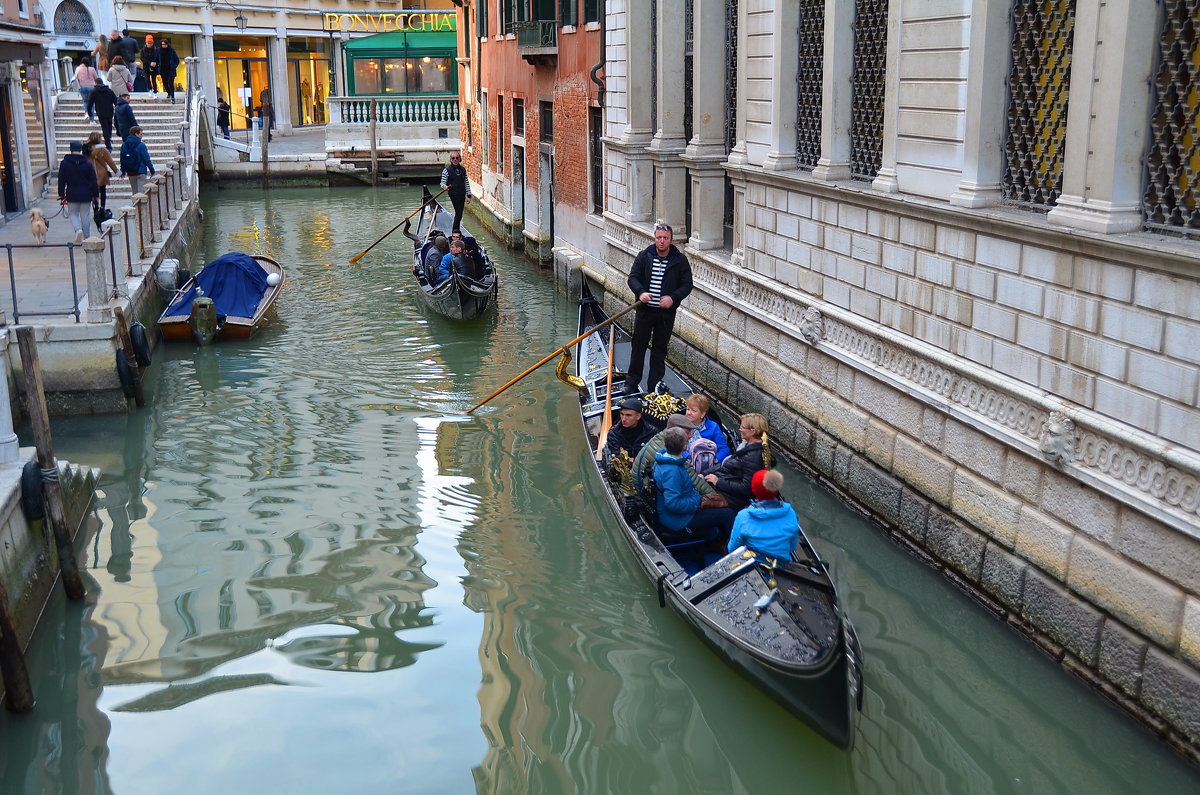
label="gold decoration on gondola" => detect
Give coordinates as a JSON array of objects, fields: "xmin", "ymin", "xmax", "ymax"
[
  {"xmin": 555, "ymin": 351, "xmax": 586, "ymax": 392},
  {"xmin": 639, "ymin": 391, "xmax": 686, "ymax": 421},
  {"xmin": 610, "ymin": 449, "xmax": 635, "ymax": 495}
]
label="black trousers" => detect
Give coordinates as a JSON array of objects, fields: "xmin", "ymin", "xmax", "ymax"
[
  {"xmin": 625, "ymin": 305, "xmax": 676, "ymax": 392},
  {"xmin": 448, "ymin": 192, "xmax": 466, "ymax": 232}
]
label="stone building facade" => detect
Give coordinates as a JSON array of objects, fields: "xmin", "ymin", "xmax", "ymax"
[{"xmin": 588, "ymin": 0, "xmax": 1200, "ymax": 759}]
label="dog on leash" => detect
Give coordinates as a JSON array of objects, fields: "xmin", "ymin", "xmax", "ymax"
[{"xmin": 29, "ymin": 208, "xmax": 48, "ymax": 245}]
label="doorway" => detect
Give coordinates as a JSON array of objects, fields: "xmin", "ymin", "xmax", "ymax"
[
  {"xmin": 538, "ymin": 147, "xmax": 554, "ymax": 244},
  {"xmin": 511, "ymin": 145, "xmax": 525, "ymax": 231},
  {"xmin": 0, "ymin": 91, "xmax": 20, "ymax": 214}
]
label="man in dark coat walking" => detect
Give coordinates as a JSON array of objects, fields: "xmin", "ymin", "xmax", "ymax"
[
  {"xmin": 438, "ymin": 151, "xmax": 471, "ymax": 233},
  {"xmin": 114, "ymin": 96, "xmax": 139, "ymax": 140},
  {"xmin": 58, "ymin": 141, "xmax": 100, "ymax": 243},
  {"xmin": 155, "ymin": 38, "xmax": 180, "ymax": 102},
  {"xmin": 86, "ymin": 83, "xmax": 118, "ymax": 149},
  {"xmin": 623, "ymin": 222, "xmax": 694, "ymax": 394}
]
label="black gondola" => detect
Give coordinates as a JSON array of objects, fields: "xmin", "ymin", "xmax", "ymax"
[
  {"xmin": 573, "ymin": 283, "xmax": 864, "ymax": 750},
  {"xmin": 406, "ymin": 186, "xmax": 498, "ymax": 320}
]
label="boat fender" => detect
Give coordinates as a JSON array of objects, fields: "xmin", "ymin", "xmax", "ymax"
[
  {"xmin": 130, "ymin": 321, "xmax": 152, "ymax": 367},
  {"xmin": 656, "ymin": 572, "xmax": 668, "ymax": 609},
  {"xmin": 175, "ymin": 267, "xmax": 192, "ymax": 290},
  {"xmin": 115, "ymin": 350, "xmax": 136, "ymax": 398},
  {"xmin": 20, "ymin": 458, "xmax": 45, "ymax": 521}
]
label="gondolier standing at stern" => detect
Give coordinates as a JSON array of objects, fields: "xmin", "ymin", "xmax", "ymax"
[
  {"xmin": 623, "ymin": 222, "xmax": 694, "ymax": 394},
  {"xmin": 439, "ymin": 151, "xmax": 472, "ymax": 233}
]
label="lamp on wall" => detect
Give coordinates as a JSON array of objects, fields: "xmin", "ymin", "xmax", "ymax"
[{"xmin": 235, "ymin": 13, "xmax": 248, "ymax": 31}]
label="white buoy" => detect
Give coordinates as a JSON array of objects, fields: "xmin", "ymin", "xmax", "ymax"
[{"xmin": 266, "ymin": 273, "xmax": 281, "ymax": 286}]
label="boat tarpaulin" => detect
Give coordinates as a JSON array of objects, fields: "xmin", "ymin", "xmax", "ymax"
[{"xmin": 164, "ymin": 253, "xmax": 268, "ymax": 318}]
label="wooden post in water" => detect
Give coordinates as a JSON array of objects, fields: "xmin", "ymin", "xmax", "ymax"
[
  {"xmin": 0, "ymin": 577, "xmax": 35, "ymax": 711},
  {"xmin": 370, "ymin": 99, "xmax": 379, "ymax": 186},
  {"xmin": 15, "ymin": 328, "xmax": 85, "ymax": 601},
  {"xmin": 261, "ymin": 95, "xmax": 271, "ymax": 191},
  {"xmin": 113, "ymin": 307, "xmax": 145, "ymax": 408}
]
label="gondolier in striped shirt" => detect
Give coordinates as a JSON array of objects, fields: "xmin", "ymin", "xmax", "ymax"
[
  {"xmin": 439, "ymin": 151, "xmax": 472, "ymax": 234},
  {"xmin": 623, "ymin": 223, "xmax": 694, "ymax": 394}
]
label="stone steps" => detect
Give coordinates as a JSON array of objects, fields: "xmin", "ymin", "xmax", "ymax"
[{"xmin": 52, "ymin": 93, "xmax": 187, "ymax": 203}]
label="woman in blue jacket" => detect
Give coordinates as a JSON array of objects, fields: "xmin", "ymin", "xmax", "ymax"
[
  {"xmin": 653, "ymin": 428, "xmax": 735, "ymax": 566},
  {"xmin": 57, "ymin": 141, "xmax": 100, "ymax": 243}
]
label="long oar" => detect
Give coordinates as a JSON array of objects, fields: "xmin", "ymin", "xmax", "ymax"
[
  {"xmin": 348, "ymin": 187, "xmax": 448, "ymax": 264},
  {"xmin": 595, "ymin": 326, "xmax": 616, "ymax": 459},
  {"xmin": 467, "ymin": 299, "xmax": 642, "ymax": 414}
]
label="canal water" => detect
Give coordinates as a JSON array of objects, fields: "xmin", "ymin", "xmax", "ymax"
[{"xmin": 0, "ymin": 187, "xmax": 1196, "ymax": 793}]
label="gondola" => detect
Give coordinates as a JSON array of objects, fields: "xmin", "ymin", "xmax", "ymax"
[
  {"xmin": 158, "ymin": 253, "xmax": 285, "ymax": 344},
  {"xmin": 406, "ymin": 186, "xmax": 497, "ymax": 321},
  {"xmin": 573, "ymin": 283, "xmax": 864, "ymax": 750}
]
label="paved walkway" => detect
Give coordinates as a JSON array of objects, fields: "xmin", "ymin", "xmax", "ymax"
[{"xmin": 0, "ymin": 125, "xmax": 330, "ymax": 324}]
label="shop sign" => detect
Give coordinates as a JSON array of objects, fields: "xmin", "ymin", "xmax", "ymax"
[{"xmin": 323, "ymin": 12, "xmax": 457, "ymax": 33}]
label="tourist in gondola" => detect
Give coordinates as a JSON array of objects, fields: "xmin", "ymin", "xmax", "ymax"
[
  {"xmin": 633, "ymin": 413, "xmax": 714, "ymax": 503},
  {"xmin": 606, "ymin": 396, "xmax": 658, "ymax": 460},
  {"xmin": 727, "ymin": 470, "xmax": 800, "ymax": 559},
  {"xmin": 424, "ymin": 234, "xmax": 449, "ymax": 282},
  {"xmin": 684, "ymin": 393, "xmax": 731, "ymax": 463},
  {"xmin": 623, "ymin": 222, "xmax": 693, "ymax": 394},
  {"xmin": 703, "ymin": 412, "xmax": 771, "ymax": 512},
  {"xmin": 435, "ymin": 238, "xmax": 467, "ymax": 286},
  {"xmin": 653, "ymin": 427, "xmax": 736, "ymax": 567}
]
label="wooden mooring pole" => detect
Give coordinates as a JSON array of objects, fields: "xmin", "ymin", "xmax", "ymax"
[
  {"xmin": 0, "ymin": 576, "xmax": 35, "ymax": 711},
  {"xmin": 15, "ymin": 327, "xmax": 86, "ymax": 602},
  {"xmin": 370, "ymin": 98, "xmax": 379, "ymax": 186}
]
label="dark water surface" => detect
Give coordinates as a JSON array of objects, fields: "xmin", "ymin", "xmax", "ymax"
[{"xmin": 0, "ymin": 187, "xmax": 1196, "ymax": 794}]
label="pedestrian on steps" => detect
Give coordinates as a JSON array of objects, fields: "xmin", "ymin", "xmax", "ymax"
[
  {"xmin": 74, "ymin": 57, "xmax": 101, "ymax": 121},
  {"xmin": 58, "ymin": 141, "xmax": 100, "ymax": 244},
  {"xmin": 86, "ymin": 83, "xmax": 118, "ymax": 149},
  {"xmin": 114, "ymin": 95, "xmax": 139, "ymax": 141}
]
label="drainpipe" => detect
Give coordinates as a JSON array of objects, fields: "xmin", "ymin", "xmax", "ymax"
[{"xmin": 589, "ymin": 0, "xmax": 606, "ymax": 108}]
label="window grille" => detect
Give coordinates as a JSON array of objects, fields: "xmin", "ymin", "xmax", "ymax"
[
  {"xmin": 1144, "ymin": 0, "xmax": 1200, "ymax": 236},
  {"xmin": 796, "ymin": 0, "xmax": 824, "ymax": 169},
  {"xmin": 590, "ymin": 106, "xmax": 603, "ymax": 213},
  {"xmin": 1002, "ymin": 0, "xmax": 1076, "ymax": 209},
  {"xmin": 53, "ymin": 0, "xmax": 92, "ymax": 35},
  {"xmin": 850, "ymin": 0, "xmax": 888, "ymax": 181},
  {"xmin": 725, "ymin": 0, "xmax": 738, "ymax": 153},
  {"xmin": 684, "ymin": 0, "xmax": 693, "ymax": 143}
]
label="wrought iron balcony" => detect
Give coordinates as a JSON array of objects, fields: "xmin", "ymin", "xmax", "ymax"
[{"xmin": 513, "ymin": 20, "xmax": 557, "ymax": 64}]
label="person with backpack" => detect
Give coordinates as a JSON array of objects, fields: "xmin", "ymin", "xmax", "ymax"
[
  {"xmin": 683, "ymin": 393, "xmax": 731, "ymax": 472},
  {"xmin": 606, "ymin": 396, "xmax": 658, "ymax": 460},
  {"xmin": 114, "ymin": 96, "xmax": 138, "ymax": 140},
  {"xmin": 120, "ymin": 126, "xmax": 155, "ymax": 195},
  {"xmin": 632, "ymin": 413, "xmax": 714, "ymax": 506},
  {"xmin": 86, "ymin": 82, "xmax": 118, "ymax": 149}
]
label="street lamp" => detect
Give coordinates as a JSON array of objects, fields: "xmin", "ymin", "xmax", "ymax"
[{"xmin": 235, "ymin": 13, "xmax": 248, "ymax": 31}]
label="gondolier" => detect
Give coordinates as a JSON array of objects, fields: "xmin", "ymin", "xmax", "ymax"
[
  {"xmin": 624, "ymin": 223, "xmax": 693, "ymax": 394},
  {"xmin": 439, "ymin": 151, "xmax": 471, "ymax": 234}
]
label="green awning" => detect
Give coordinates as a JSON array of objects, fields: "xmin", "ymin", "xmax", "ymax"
[{"xmin": 342, "ymin": 30, "xmax": 458, "ymax": 57}]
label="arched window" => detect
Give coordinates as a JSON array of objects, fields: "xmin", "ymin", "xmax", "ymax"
[{"xmin": 53, "ymin": 0, "xmax": 94, "ymax": 36}]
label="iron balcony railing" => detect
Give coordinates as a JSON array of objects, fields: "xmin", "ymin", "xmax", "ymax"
[{"xmin": 513, "ymin": 20, "xmax": 558, "ymax": 51}]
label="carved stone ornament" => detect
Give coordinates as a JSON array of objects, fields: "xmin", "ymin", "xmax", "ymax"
[
  {"xmin": 799, "ymin": 307, "xmax": 825, "ymax": 345},
  {"xmin": 1039, "ymin": 411, "xmax": 1076, "ymax": 466}
]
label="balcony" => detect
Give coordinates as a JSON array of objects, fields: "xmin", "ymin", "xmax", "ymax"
[{"xmin": 513, "ymin": 20, "xmax": 557, "ymax": 65}]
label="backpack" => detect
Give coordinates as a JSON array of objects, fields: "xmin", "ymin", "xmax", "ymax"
[
  {"xmin": 120, "ymin": 141, "xmax": 138, "ymax": 175},
  {"xmin": 686, "ymin": 434, "xmax": 719, "ymax": 475}
]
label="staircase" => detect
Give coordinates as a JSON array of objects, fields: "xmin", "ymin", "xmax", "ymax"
[{"xmin": 51, "ymin": 92, "xmax": 188, "ymax": 205}]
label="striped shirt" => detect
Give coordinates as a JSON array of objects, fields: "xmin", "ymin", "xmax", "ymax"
[{"xmin": 647, "ymin": 255, "xmax": 669, "ymax": 307}]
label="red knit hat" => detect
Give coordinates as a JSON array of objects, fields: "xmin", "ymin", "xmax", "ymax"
[{"xmin": 751, "ymin": 469, "xmax": 782, "ymax": 501}]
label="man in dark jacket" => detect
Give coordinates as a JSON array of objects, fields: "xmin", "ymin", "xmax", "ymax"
[
  {"xmin": 624, "ymin": 222, "xmax": 694, "ymax": 394},
  {"xmin": 606, "ymin": 396, "xmax": 658, "ymax": 460},
  {"xmin": 114, "ymin": 96, "xmax": 138, "ymax": 140},
  {"xmin": 86, "ymin": 83, "xmax": 118, "ymax": 149},
  {"xmin": 110, "ymin": 30, "xmax": 139, "ymax": 72},
  {"xmin": 438, "ymin": 151, "xmax": 471, "ymax": 233},
  {"xmin": 155, "ymin": 39, "xmax": 180, "ymax": 102},
  {"xmin": 58, "ymin": 141, "xmax": 100, "ymax": 243},
  {"xmin": 140, "ymin": 34, "xmax": 160, "ymax": 95}
]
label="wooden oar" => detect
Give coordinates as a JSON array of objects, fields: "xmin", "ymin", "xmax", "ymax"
[
  {"xmin": 467, "ymin": 299, "xmax": 642, "ymax": 414},
  {"xmin": 348, "ymin": 187, "xmax": 448, "ymax": 264},
  {"xmin": 595, "ymin": 326, "xmax": 616, "ymax": 459}
]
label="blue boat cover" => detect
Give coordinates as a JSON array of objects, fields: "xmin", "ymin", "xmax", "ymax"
[{"xmin": 164, "ymin": 253, "xmax": 269, "ymax": 318}]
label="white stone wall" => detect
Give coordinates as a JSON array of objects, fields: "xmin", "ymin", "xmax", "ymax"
[{"xmin": 742, "ymin": 2, "xmax": 775, "ymax": 165}]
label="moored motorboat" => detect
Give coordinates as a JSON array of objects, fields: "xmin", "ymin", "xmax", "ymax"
[
  {"xmin": 158, "ymin": 253, "xmax": 284, "ymax": 344},
  {"xmin": 406, "ymin": 186, "xmax": 497, "ymax": 321},
  {"xmin": 573, "ymin": 283, "xmax": 864, "ymax": 749}
]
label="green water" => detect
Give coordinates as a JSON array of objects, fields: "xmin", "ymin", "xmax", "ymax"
[{"xmin": 0, "ymin": 187, "xmax": 1194, "ymax": 793}]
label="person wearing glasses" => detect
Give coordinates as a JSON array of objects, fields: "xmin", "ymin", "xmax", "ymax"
[
  {"xmin": 624, "ymin": 222, "xmax": 694, "ymax": 394},
  {"xmin": 439, "ymin": 152, "xmax": 472, "ymax": 233},
  {"xmin": 703, "ymin": 413, "xmax": 772, "ymax": 512}
]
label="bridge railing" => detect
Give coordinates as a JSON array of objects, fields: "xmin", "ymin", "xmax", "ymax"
[{"xmin": 328, "ymin": 95, "xmax": 459, "ymax": 125}]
